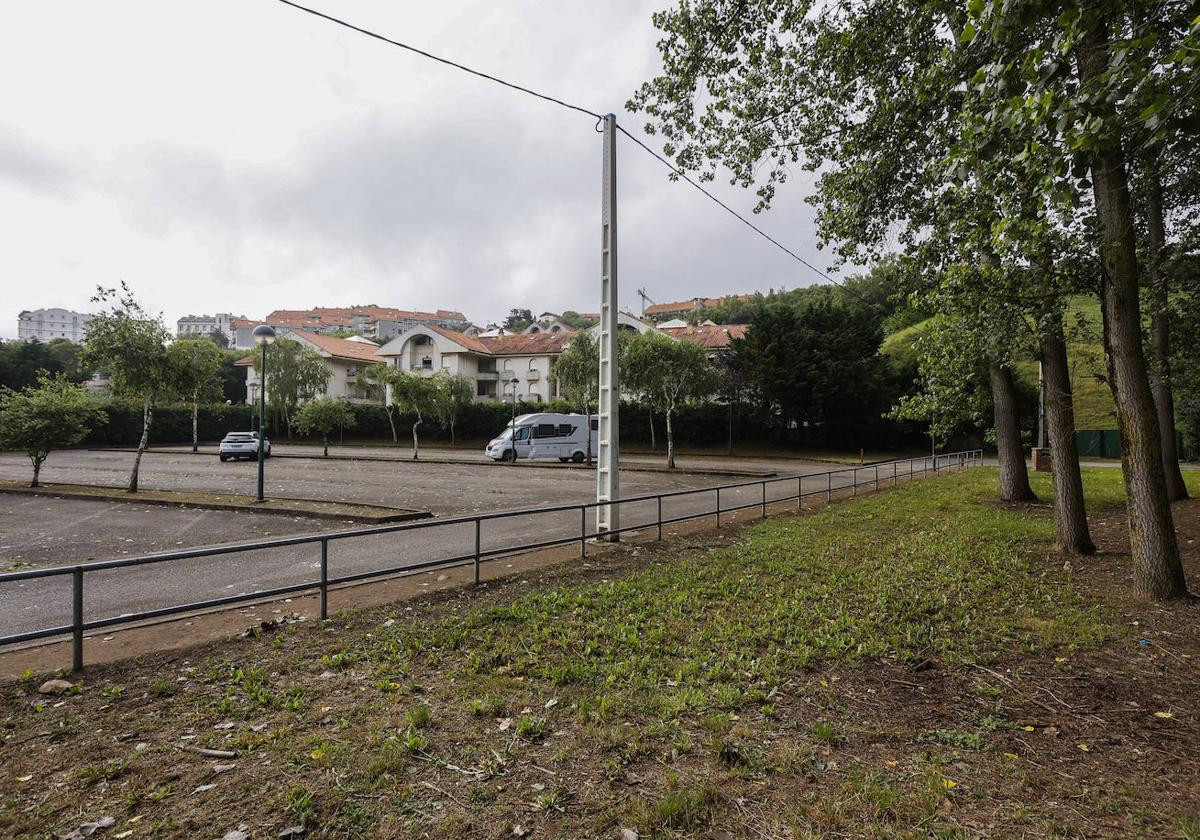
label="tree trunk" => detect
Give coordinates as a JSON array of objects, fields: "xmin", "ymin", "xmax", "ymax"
[
  {"xmin": 649, "ymin": 409, "xmax": 656, "ymax": 450},
  {"xmin": 191, "ymin": 391, "xmax": 199, "ymax": 454},
  {"xmin": 989, "ymin": 362, "xmax": 1035, "ymax": 502},
  {"xmin": 31, "ymin": 456, "xmax": 42, "ymax": 488},
  {"xmin": 1145, "ymin": 163, "xmax": 1188, "ymax": 502},
  {"xmin": 450, "ymin": 420, "xmax": 456, "ymax": 446},
  {"xmin": 1077, "ymin": 24, "xmax": 1187, "ymax": 600},
  {"xmin": 727, "ymin": 400, "xmax": 734, "ymax": 456},
  {"xmin": 412, "ymin": 416, "xmax": 422, "ymax": 460},
  {"xmin": 585, "ymin": 406, "xmax": 593, "ymax": 465},
  {"xmin": 665, "ymin": 408, "xmax": 676, "ymax": 469},
  {"xmin": 323, "ymin": 434, "xmax": 329, "ymax": 457},
  {"xmin": 1041, "ymin": 314, "xmax": 1096, "ymax": 554},
  {"xmin": 385, "ymin": 405, "xmax": 398, "ymax": 444},
  {"xmin": 130, "ymin": 398, "xmax": 153, "ymax": 493}
]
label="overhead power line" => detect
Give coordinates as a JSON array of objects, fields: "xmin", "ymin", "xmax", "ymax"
[
  {"xmin": 275, "ymin": 0, "xmax": 602, "ymax": 120},
  {"xmin": 615, "ymin": 126, "xmax": 840, "ymax": 285},
  {"xmin": 273, "ymin": 0, "xmax": 840, "ymax": 287}
]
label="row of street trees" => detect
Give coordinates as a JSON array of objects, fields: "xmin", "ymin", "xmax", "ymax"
[
  {"xmin": 631, "ymin": 0, "xmax": 1199, "ymax": 599},
  {"xmin": 364, "ymin": 365, "xmax": 474, "ymax": 459}
]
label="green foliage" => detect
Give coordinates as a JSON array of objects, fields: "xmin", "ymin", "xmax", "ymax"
[
  {"xmin": 293, "ymin": 398, "xmax": 356, "ymax": 455},
  {"xmin": 429, "ymin": 371, "xmax": 474, "ymax": 444},
  {"xmin": 0, "ymin": 338, "xmax": 84, "ymax": 390},
  {"xmin": 502, "ymin": 308, "xmax": 533, "ymax": 332},
  {"xmin": 82, "ymin": 284, "xmax": 173, "ymax": 406},
  {"xmin": 166, "ymin": 337, "xmax": 223, "ymax": 405},
  {"xmin": 0, "ymin": 374, "xmax": 106, "ymax": 486},
  {"xmin": 258, "ymin": 339, "xmax": 331, "ymax": 436},
  {"xmin": 550, "ymin": 330, "xmax": 598, "ymax": 415},
  {"xmin": 623, "ymin": 331, "xmax": 720, "ymax": 466},
  {"xmin": 558, "ymin": 310, "xmax": 598, "ymax": 329}
]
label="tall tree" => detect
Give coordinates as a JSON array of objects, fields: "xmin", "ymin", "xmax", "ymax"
[
  {"xmin": 0, "ymin": 374, "xmax": 106, "ymax": 487},
  {"xmin": 551, "ymin": 331, "xmax": 599, "ymax": 464},
  {"xmin": 293, "ymin": 397, "xmax": 355, "ymax": 456},
  {"xmin": 261, "ymin": 339, "xmax": 331, "ymax": 438},
  {"xmin": 389, "ymin": 371, "xmax": 440, "ymax": 460},
  {"xmin": 166, "ymin": 337, "xmax": 223, "ymax": 453},
  {"xmin": 624, "ymin": 331, "xmax": 720, "ymax": 468},
  {"xmin": 431, "ymin": 371, "xmax": 474, "ymax": 446},
  {"xmin": 82, "ymin": 284, "xmax": 173, "ymax": 492}
]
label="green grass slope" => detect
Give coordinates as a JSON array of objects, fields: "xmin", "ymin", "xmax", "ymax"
[{"xmin": 882, "ymin": 296, "xmax": 1116, "ymax": 429}]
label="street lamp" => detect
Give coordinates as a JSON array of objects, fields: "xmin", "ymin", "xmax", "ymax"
[
  {"xmin": 508, "ymin": 377, "xmax": 521, "ymax": 460},
  {"xmin": 252, "ymin": 325, "xmax": 276, "ymax": 502}
]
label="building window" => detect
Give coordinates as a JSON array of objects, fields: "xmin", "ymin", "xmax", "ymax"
[{"xmin": 421, "ymin": 356, "xmax": 433, "ymax": 370}]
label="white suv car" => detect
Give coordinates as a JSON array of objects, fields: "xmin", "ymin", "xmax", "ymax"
[{"xmin": 219, "ymin": 431, "xmax": 271, "ymax": 461}]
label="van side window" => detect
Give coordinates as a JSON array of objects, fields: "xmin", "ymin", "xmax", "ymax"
[
  {"xmin": 533, "ymin": 424, "xmax": 557, "ymax": 438},
  {"xmin": 590, "ymin": 419, "xmax": 599, "ymax": 431},
  {"xmin": 557, "ymin": 424, "xmax": 573, "ymax": 436},
  {"xmin": 514, "ymin": 427, "xmax": 531, "ymax": 441}
]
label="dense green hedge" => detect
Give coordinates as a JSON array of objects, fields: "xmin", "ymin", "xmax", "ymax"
[{"xmin": 78, "ymin": 397, "xmax": 935, "ymax": 451}]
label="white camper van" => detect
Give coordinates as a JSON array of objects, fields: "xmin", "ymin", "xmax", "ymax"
[{"xmin": 484, "ymin": 413, "xmax": 598, "ymax": 463}]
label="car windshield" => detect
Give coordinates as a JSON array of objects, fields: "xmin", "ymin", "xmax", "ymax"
[
  {"xmin": 224, "ymin": 433, "xmax": 256, "ymax": 441},
  {"xmin": 495, "ymin": 428, "xmax": 513, "ymax": 441}
]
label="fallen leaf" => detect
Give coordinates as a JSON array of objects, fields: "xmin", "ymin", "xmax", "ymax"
[
  {"xmin": 115, "ymin": 833, "xmax": 133, "ymax": 839},
  {"xmin": 498, "ymin": 718, "xmax": 513, "ymax": 731},
  {"xmin": 1022, "ymin": 725, "xmax": 1034, "ymax": 732},
  {"xmin": 1077, "ymin": 743, "xmax": 1089, "ymax": 752},
  {"xmin": 1004, "ymin": 752, "xmax": 1018, "ymax": 759},
  {"xmin": 1154, "ymin": 711, "xmax": 1174, "ymax": 719},
  {"xmin": 941, "ymin": 777, "xmax": 958, "ymax": 789},
  {"xmin": 544, "ymin": 698, "xmax": 558, "ymax": 709},
  {"xmin": 16, "ymin": 775, "xmax": 32, "ymax": 782}
]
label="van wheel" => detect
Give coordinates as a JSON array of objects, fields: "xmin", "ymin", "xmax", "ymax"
[
  {"xmin": 571, "ymin": 451, "xmax": 585, "ymax": 463},
  {"xmin": 502, "ymin": 449, "xmax": 516, "ymax": 462}
]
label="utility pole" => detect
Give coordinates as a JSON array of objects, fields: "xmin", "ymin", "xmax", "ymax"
[{"xmin": 596, "ymin": 114, "xmax": 620, "ymax": 540}]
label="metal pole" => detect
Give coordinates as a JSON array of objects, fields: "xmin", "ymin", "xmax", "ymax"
[
  {"xmin": 657, "ymin": 496, "xmax": 662, "ymax": 541},
  {"xmin": 319, "ymin": 539, "xmax": 328, "ymax": 619},
  {"xmin": 874, "ymin": 464, "xmax": 879, "ymax": 490},
  {"xmin": 72, "ymin": 566, "xmax": 84, "ymax": 672},
  {"xmin": 893, "ymin": 461, "xmax": 897, "ymax": 485},
  {"xmin": 596, "ymin": 113, "xmax": 620, "ymax": 541},
  {"xmin": 797, "ymin": 476, "xmax": 802, "ymax": 510},
  {"xmin": 827, "ymin": 471, "xmax": 832, "ymax": 501},
  {"xmin": 853, "ymin": 468, "xmax": 857, "ymax": 496},
  {"xmin": 761, "ymin": 482, "xmax": 767, "ymax": 518},
  {"xmin": 716, "ymin": 487, "xmax": 721, "ymax": 527},
  {"xmin": 580, "ymin": 506, "xmax": 587, "ymax": 557},
  {"xmin": 256, "ymin": 342, "xmax": 267, "ymax": 502},
  {"xmin": 475, "ymin": 518, "xmax": 482, "ymax": 583}
]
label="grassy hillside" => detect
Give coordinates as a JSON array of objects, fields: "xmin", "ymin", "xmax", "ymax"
[{"xmin": 881, "ymin": 296, "xmax": 1116, "ymax": 430}]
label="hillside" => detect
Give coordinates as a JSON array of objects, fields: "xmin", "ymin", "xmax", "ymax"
[{"xmin": 880, "ymin": 297, "xmax": 1116, "ymax": 430}]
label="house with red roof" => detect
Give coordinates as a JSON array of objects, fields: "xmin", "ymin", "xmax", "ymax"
[{"xmin": 235, "ymin": 332, "xmax": 387, "ymax": 404}]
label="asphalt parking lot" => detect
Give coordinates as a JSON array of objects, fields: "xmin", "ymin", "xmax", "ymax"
[{"xmin": 0, "ymin": 447, "xmax": 908, "ymax": 644}]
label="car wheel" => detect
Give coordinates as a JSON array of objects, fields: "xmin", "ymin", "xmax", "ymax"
[
  {"xmin": 502, "ymin": 448, "xmax": 516, "ymax": 462},
  {"xmin": 219, "ymin": 454, "xmax": 228, "ymax": 462},
  {"xmin": 571, "ymin": 451, "xmax": 585, "ymax": 464}
]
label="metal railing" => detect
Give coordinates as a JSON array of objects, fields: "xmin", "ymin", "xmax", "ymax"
[{"xmin": 0, "ymin": 449, "xmax": 982, "ymax": 670}]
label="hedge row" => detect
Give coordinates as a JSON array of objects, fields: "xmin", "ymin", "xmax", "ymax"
[{"xmin": 80, "ymin": 398, "xmax": 937, "ymax": 451}]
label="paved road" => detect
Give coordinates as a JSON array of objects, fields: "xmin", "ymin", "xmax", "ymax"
[{"xmin": 0, "ymin": 449, "xmax": 946, "ymax": 641}]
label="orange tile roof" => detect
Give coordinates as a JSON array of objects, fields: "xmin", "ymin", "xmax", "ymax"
[
  {"xmin": 264, "ymin": 305, "xmax": 468, "ymax": 326},
  {"xmin": 421, "ymin": 325, "xmax": 570, "ymax": 356},
  {"xmin": 660, "ymin": 323, "xmax": 749, "ymax": 349},
  {"xmin": 644, "ymin": 294, "xmax": 755, "ymax": 316},
  {"xmin": 289, "ymin": 332, "xmax": 384, "ymax": 363}
]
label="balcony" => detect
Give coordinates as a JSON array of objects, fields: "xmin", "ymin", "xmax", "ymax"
[
  {"xmin": 476, "ymin": 370, "xmax": 499, "ymax": 380},
  {"xmin": 525, "ymin": 369, "xmax": 540, "ymax": 381}
]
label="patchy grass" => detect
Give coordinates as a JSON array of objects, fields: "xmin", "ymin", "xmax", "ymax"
[{"xmin": 2, "ymin": 469, "xmax": 1199, "ymax": 838}]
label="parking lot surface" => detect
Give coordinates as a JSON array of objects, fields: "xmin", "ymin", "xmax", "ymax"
[{"xmin": 0, "ymin": 448, "xmax": 900, "ymax": 642}]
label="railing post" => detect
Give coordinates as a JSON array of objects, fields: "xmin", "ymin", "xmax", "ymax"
[
  {"xmin": 893, "ymin": 462, "xmax": 897, "ymax": 485},
  {"xmin": 797, "ymin": 476, "xmax": 802, "ymax": 510},
  {"xmin": 474, "ymin": 519, "xmax": 482, "ymax": 584},
  {"xmin": 853, "ymin": 468, "xmax": 857, "ymax": 496},
  {"xmin": 827, "ymin": 471, "xmax": 832, "ymax": 501},
  {"xmin": 319, "ymin": 539, "xmax": 329, "ymax": 620},
  {"xmin": 580, "ymin": 507, "xmax": 587, "ymax": 557},
  {"xmin": 657, "ymin": 496, "xmax": 663, "ymax": 541},
  {"xmin": 72, "ymin": 566, "xmax": 84, "ymax": 673},
  {"xmin": 874, "ymin": 464, "xmax": 879, "ymax": 490},
  {"xmin": 716, "ymin": 487, "xmax": 721, "ymax": 527},
  {"xmin": 761, "ymin": 482, "xmax": 767, "ymax": 518}
]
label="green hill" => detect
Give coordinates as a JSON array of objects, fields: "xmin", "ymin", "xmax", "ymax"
[{"xmin": 880, "ymin": 297, "xmax": 1116, "ymax": 430}]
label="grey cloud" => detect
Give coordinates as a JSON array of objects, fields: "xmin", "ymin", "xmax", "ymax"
[{"xmin": 0, "ymin": 129, "xmax": 80, "ymax": 195}]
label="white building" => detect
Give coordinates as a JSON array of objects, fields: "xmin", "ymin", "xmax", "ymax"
[
  {"xmin": 235, "ymin": 332, "xmax": 386, "ymax": 404},
  {"xmin": 17, "ymin": 308, "xmax": 94, "ymax": 342},
  {"xmin": 176, "ymin": 312, "xmax": 245, "ymax": 342},
  {"xmin": 376, "ymin": 325, "xmax": 571, "ymax": 402}
]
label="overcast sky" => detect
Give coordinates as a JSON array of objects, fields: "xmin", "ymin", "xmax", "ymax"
[{"xmin": 0, "ymin": 1, "xmax": 838, "ymax": 338}]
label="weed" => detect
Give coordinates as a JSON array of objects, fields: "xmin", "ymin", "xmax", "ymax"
[
  {"xmin": 17, "ymin": 668, "xmax": 34, "ymax": 684},
  {"xmin": 634, "ymin": 783, "xmax": 719, "ymax": 832},
  {"xmin": 285, "ymin": 786, "xmax": 316, "ymax": 826},
  {"xmin": 150, "ymin": 677, "xmax": 175, "ymax": 697},
  {"xmin": 320, "ymin": 649, "xmax": 356, "ymax": 670},
  {"xmin": 533, "ymin": 782, "xmax": 571, "ymax": 812},
  {"xmin": 79, "ymin": 759, "xmax": 127, "ymax": 785},
  {"xmin": 406, "ymin": 704, "xmax": 432, "ymax": 729},
  {"xmin": 515, "ymin": 715, "xmax": 547, "ymax": 742},
  {"xmin": 1179, "ymin": 816, "xmax": 1200, "ymax": 840},
  {"xmin": 99, "ymin": 684, "xmax": 125, "ymax": 703}
]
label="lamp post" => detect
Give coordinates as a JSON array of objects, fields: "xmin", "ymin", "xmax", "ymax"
[
  {"xmin": 508, "ymin": 377, "xmax": 520, "ymax": 461},
  {"xmin": 252, "ymin": 325, "xmax": 276, "ymax": 502}
]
